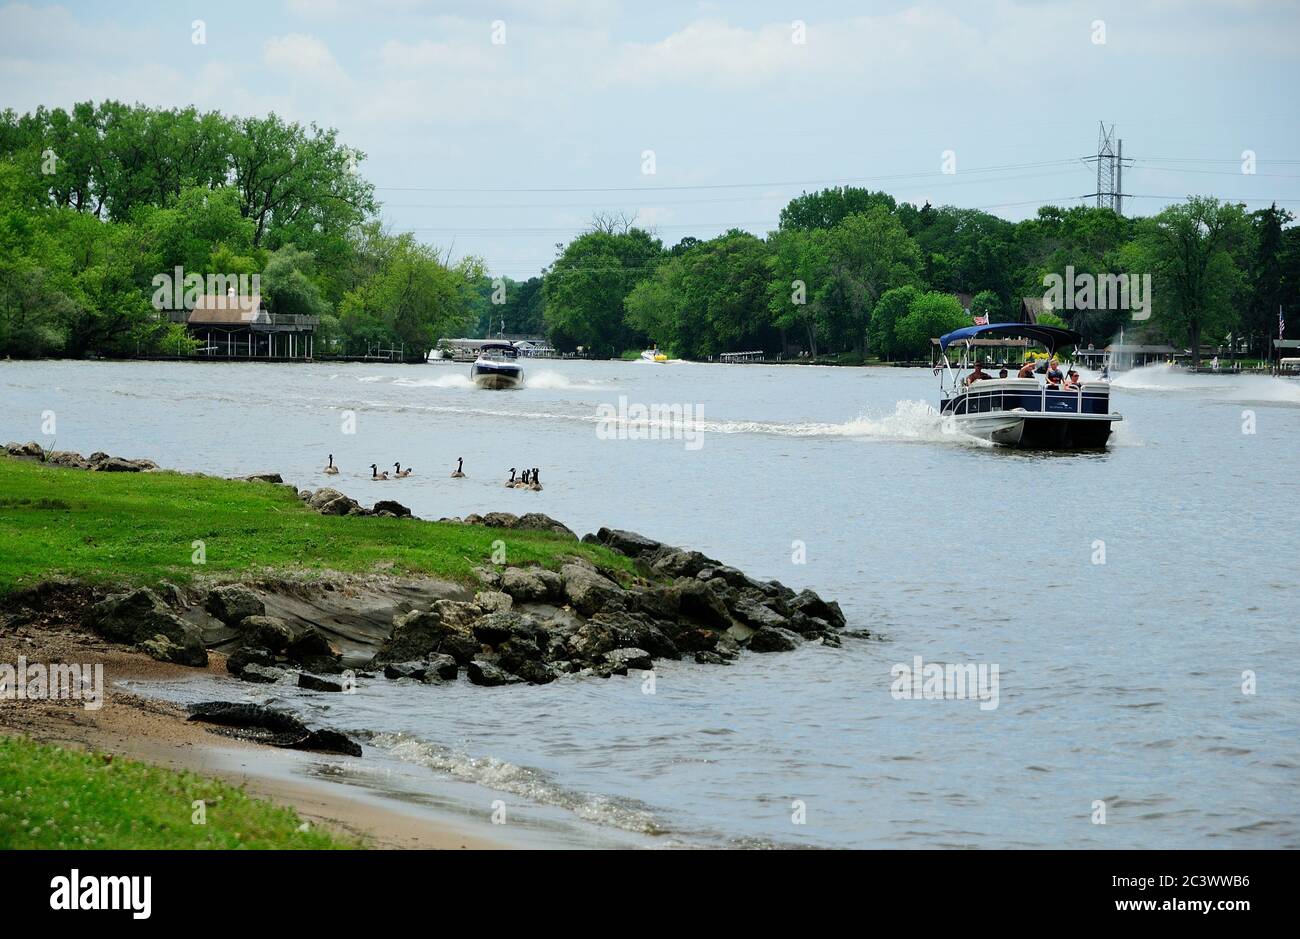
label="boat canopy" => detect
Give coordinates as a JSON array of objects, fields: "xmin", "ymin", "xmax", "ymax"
[
  {"xmin": 478, "ymin": 341, "xmax": 518, "ymax": 353},
  {"xmin": 938, "ymin": 322, "xmax": 1081, "ymax": 353}
]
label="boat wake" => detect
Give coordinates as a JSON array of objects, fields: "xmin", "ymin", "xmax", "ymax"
[
  {"xmin": 523, "ymin": 370, "xmax": 608, "ymax": 390},
  {"xmin": 1112, "ymin": 364, "xmax": 1300, "ymax": 405},
  {"xmin": 391, "ymin": 398, "xmax": 989, "ymax": 445}
]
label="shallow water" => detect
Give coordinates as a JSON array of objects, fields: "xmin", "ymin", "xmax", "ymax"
[{"xmin": 5, "ymin": 358, "xmax": 1298, "ymax": 848}]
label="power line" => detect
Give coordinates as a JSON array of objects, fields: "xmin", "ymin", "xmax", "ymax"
[{"xmin": 372, "ymin": 158, "xmax": 1084, "ymax": 194}]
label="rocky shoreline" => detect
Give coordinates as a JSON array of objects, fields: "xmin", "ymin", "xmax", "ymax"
[{"xmin": 3, "ymin": 441, "xmax": 857, "ymax": 755}]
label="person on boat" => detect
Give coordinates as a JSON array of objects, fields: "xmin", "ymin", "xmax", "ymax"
[
  {"xmin": 1046, "ymin": 358, "xmax": 1064, "ymax": 387},
  {"xmin": 998, "ymin": 368, "xmax": 1008, "ymax": 378},
  {"xmin": 1017, "ymin": 360, "xmax": 1038, "ymax": 379},
  {"xmin": 1064, "ymin": 369, "xmax": 1082, "ymax": 390},
  {"xmin": 965, "ymin": 361, "xmax": 989, "ymax": 385}
]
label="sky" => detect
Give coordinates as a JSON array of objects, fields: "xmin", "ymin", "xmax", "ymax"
[{"xmin": 3, "ymin": 0, "xmax": 1299, "ymax": 278}]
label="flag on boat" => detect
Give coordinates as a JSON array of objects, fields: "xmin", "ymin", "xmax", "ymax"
[
  {"xmin": 973, "ymin": 314, "xmax": 989, "ymax": 325},
  {"xmin": 1281, "ymin": 305, "xmax": 1286, "ymax": 340}
]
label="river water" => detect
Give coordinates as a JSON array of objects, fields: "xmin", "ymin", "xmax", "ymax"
[{"xmin": 3, "ymin": 358, "xmax": 1298, "ymax": 848}]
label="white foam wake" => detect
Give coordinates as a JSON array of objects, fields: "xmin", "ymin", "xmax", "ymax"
[{"xmin": 1112, "ymin": 364, "xmax": 1300, "ymax": 404}]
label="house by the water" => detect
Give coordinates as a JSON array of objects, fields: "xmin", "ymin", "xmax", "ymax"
[{"xmin": 165, "ymin": 292, "xmax": 319, "ymax": 359}]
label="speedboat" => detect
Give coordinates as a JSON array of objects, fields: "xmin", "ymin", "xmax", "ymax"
[
  {"xmin": 640, "ymin": 347, "xmax": 667, "ymax": 363},
  {"xmin": 935, "ymin": 323, "xmax": 1122, "ymax": 449},
  {"xmin": 471, "ymin": 341, "xmax": 524, "ymax": 389}
]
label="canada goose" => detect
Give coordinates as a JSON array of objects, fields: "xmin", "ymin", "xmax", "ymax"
[
  {"xmin": 505, "ymin": 467, "xmax": 516, "ymax": 487},
  {"xmin": 450, "ymin": 457, "xmax": 466, "ymax": 478},
  {"xmin": 370, "ymin": 463, "xmax": 389, "ymax": 480},
  {"xmin": 529, "ymin": 467, "xmax": 543, "ymax": 491},
  {"xmin": 323, "ymin": 454, "xmax": 339, "ymax": 475},
  {"xmin": 393, "ymin": 462, "xmax": 412, "ymax": 478}
]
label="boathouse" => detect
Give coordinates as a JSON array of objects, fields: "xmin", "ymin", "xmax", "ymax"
[{"xmin": 173, "ymin": 293, "xmax": 319, "ymax": 359}]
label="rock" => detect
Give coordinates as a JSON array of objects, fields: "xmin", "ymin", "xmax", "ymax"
[
  {"xmin": 44, "ymin": 450, "xmax": 88, "ymax": 469},
  {"xmin": 473, "ymin": 590, "xmax": 513, "ymax": 613},
  {"xmin": 480, "ymin": 512, "xmax": 519, "ymax": 528},
  {"xmin": 496, "ymin": 637, "xmax": 554, "ymax": 684},
  {"xmin": 285, "ymin": 627, "xmax": 343, "ymax": 673},
  {"xmin": 8, "ymin": 441, "xmax": 44, "ymax": 459},
  {"xmin": 226, "ymin": 645, "xmax": 275, "ymax": 676},
  {"xmin": 238, "ymin": 615, "xmax": 293, "ymax": 652},
  {"xmin": 94, "ymin": 456, "xmax": 145, "ymax": 472},
  {"xmin": 730, "ymin": 596, "xmax": 789, "ymax": 631},
  {"xmin": 602, "ymin": 612, "xmax": 678, "ymax": 660},
  {"xmin": 675, "ymin": 578, "xmax": 732, "ymax": 630},
  {"xmin": 88, "ymin": 588, "xmax": 201, "ymax": 655},
  {"xmin": 472, "ymin": 566, "xmax": 502, "ymax": 589},
  {"xmin": 673, "ymin": 627, "xmax": 720, "ymax": 652},
  {"xmin": 789, "ymin": 589, "xmax": 846, "ymax": 629},
  {"xmin": 500, "ymin": 567, "xmax": 551, "ymax": 602},
  {"xmin": 187, "ymin": 702, "xmax": 361, "ymax": 756},
  {"xmin": 139, "ymin": 630, "xmax": 208, "ymax": 667},
  {"xmin": 86, "ymin": 451, "xmax": 109, "ymax": 464},
  {"xmin": 603, "ymin": 647, "xmax": 652, "ymax": 671},
  {"xmin": 561, "ymin": 563, "xmax": 624, "ymax": 616},
  {"xmin": 749, "ymin": 626, "xmax": 804, "ymax": 653},
  {"xmin": 694, "ymin": 651, "xmax": 731, "ymax": 666},
  {"xmin": 205, "ymin": 585, "xmax": 265, "ymax": 626},
  {"xmin": 300, "ymin": 729, "xmax": 362, "ymax": 757},
  {"xmin": 298, "ymin": 672, "xmax": 346, "ymax": 692},
  {"xmin": 308, "ymin": 487, "xmax": 361, "ymax": 516},
  {"xmin": 372, "ymin": 499, "xmax": 412, "ymax": 518},
  {"xmin": 239, "ymin": 664, "xmax": 286, "ymax": 684},
  {"xmin": 383, "ymin": 661, "xmax": 427, "ymax": 680},
  {"xmin": 424, "ymin": 654, "xmax": 459, "ymax": 681},
  {"xmin": 650, "ymin": 548, "xmax": 716, "ymax": 579},
  {"xmin": 155, "ymin": 581, "xmax": 185, "ymax": 607},
  {"xmin": 467, "ymin": 659, "xmax": 523, "ymax": 686},
  {"xmin": 374, "ymin": 608, "xmax": 477, "ymax": 666},
  {"xmin": 471, "ymin": 610, "xmax": 533, "ymax": 646},
  {"xmin": 534, "ymin": 569, "xmax": 563, "ymax": 599},
  {"xmin": 233, "ymin": 472, "xmax": 283, "ymax": 484},
  {"xmin": 514, "ymin": 513, "xmax": 578, "ymax": 539},
  {"xmin": 725, "ymin": 622, "xmax": 756, "ymax": 643},
  {"xmin": 588, "ymin": 527, "xmax": 663, "ymax": 559},
  {"xmin": 632, "ymin": 584, "xmax": 681, "ymax": 620}
]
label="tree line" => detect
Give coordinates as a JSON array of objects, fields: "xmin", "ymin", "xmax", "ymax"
[
  {"xmin": 0, "ymin": 101, "xmax": 482, "ymax": 358},
  {"xmin": 3, "ymin": 101, "xmax": 1298, "ymax": 365},
  {"xmin": 530, "ymin": 193, "xmax": 1299, "ymax": 365}
]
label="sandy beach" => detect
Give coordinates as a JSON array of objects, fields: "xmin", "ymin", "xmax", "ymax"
[{"xmin": 0, "ymin": 622, "xmax": 500, "ymax": 850}]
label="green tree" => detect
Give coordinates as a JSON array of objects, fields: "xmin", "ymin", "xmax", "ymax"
[
  {"xmin": 868, "ymin": 285, "xmax": 921, "ymax": 361},
  {"xmin": 542, "ymin": 226, "xmax": 663, "ymax": 354},
  {"xmin": 896, "ymin": 291, "xmax": 969, "ymax": 359},
  {"xmin": 1131, "ymin": 196, "xmax": 1253, "ymax": 365}
]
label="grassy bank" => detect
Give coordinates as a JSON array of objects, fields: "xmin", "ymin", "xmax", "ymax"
[
  {"xmin": 0, "ymin": 456, "xmax": 631, "ymax": 596},
  {"xmin": 0, "ymin": 736, "xmax": 352, "ymax": 849}
]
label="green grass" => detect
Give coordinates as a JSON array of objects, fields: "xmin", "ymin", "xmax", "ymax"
[
  {"xmin": 0, "ymin": 735, "xmax": 354, "ymax": 849},
  {"xmin": 0, "ymin": 456, "xmax": 633, "ymax": 596}
]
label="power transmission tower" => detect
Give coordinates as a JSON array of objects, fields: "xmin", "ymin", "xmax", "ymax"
[{"xmin": 1083, "ymin": 122, "xmax": 1132, "ymax": 214}]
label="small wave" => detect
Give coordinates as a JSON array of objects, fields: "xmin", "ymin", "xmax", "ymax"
[{"xmin": 371, "ymin": 732, "xmax": 668, "ymax": 835}]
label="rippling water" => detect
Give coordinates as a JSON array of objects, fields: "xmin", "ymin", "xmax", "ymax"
[{"xmin": 4, "ymin": 358, "xmax": 1298, "ymax": 848}]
